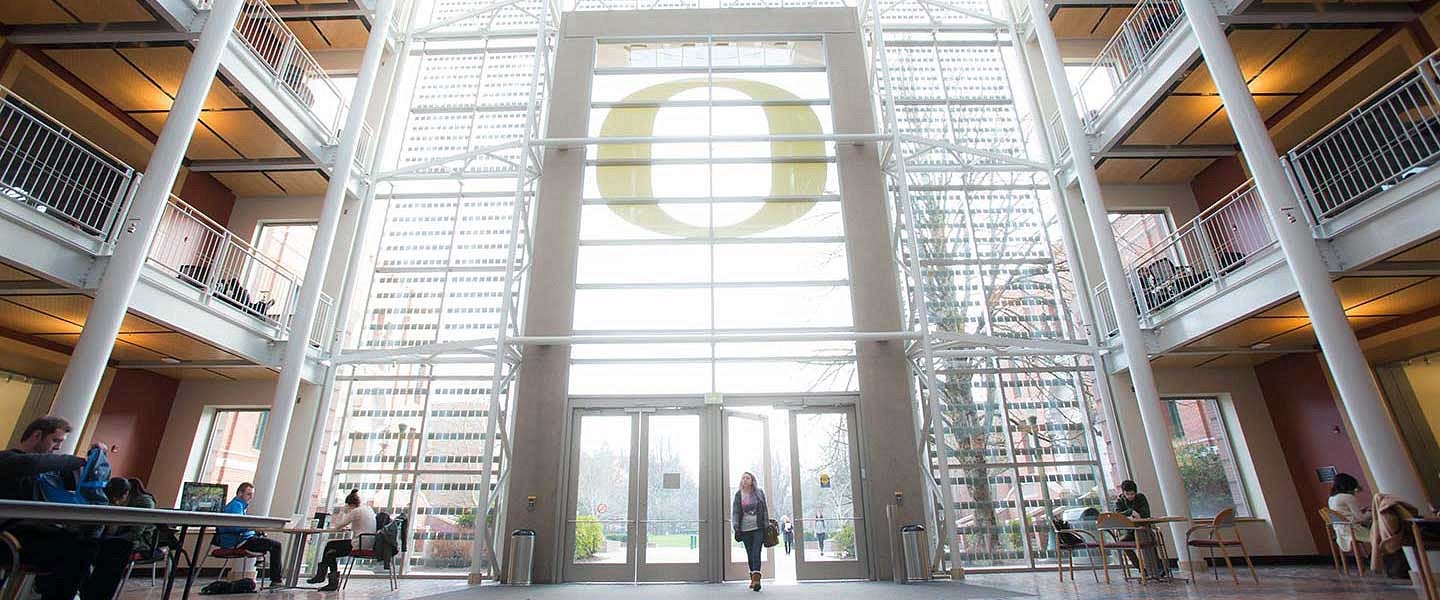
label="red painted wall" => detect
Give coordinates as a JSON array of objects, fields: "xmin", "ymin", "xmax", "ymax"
[
  {"xmin": 1189, "ymin": 155, "xmax": 1246, "ymax": 211},
  {"xmin": 178, "ymin": 171, "xmax": 236, "ymax": 227},
  {"xmin": 92, "ymin": 369, "xmax": 180, "ymax": 484},
  {"xmin": 1256, "ymin": 353, "xmax": 1366, "ymax": 553}
]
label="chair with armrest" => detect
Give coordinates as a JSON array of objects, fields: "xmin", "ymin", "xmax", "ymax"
[
  {"xmin": 1095, "ymin": 512, "xmax": 1156, "ymax": 584},
  {"xmin": 1183, "ymin": 507, "xmax": 1257, "ymax": 583}
]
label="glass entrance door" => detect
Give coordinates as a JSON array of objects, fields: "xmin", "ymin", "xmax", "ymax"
[
  {"xmin": 721, "ymin": 409, "xmax": 776, "ymax": 581},
  {"xmin": 789, "ymin": 408, "xmax": 867, "ymax": 580},
  {"xmin": 564, "ymin": 410, "xmax": 707, "ymax": 582}
]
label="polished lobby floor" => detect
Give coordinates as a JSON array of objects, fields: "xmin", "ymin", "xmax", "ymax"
[{"xmin": 112, "ymin": 565, "xmax": 1423, "ymax": 599}]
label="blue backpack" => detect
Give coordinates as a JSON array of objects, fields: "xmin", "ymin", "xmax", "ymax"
[{"xmin": 38, "ymin": 447, "xmax": 111, "ymax": 504}]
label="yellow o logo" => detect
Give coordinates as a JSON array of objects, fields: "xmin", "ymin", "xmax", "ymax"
[{"xmin": 597, "ymin": 78, "xmax": 826, "ymax": 238}]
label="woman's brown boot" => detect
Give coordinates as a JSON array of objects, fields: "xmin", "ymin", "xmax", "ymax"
[{"xmin": 750, "ymin": 571, "xmax": 761, "ymax": 591}]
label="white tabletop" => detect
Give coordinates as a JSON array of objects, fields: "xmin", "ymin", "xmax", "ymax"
[{"xmin": 0, "ymin": 499, "xmax": 287, "ymax": 529}]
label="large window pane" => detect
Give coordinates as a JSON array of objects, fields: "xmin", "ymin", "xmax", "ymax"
[
  {"xmin": 1164, "ymin": 397, "xmax": 1251, "ymax": 518},
  {"xmin": 196, "ymin": 409, "xmax": 269, "ymax": 495}
]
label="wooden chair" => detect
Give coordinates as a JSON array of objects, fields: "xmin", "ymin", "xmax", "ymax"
[
  {"xmin": 1054, "ymin": 523, "xmax": 1107, "ymax": 583},
  {"xmin": 1184, "ymin": 508, "xmax": 1257, "ymax": 583},
  {"xmin": 1318, "ymin": 507, "xmax": 1368, "ymax": 577},
  {"xmin": 1096, "ymin": 512, "xmax": 1157, "ymax": 584}
]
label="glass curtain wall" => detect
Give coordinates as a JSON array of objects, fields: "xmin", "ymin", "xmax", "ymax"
[
  {"xmin": 571, "ymin": 38, "xmax": 859, "ymax": 396},
  {"xmin": 318, "ymin": 0, "xmax": 551, "ymax": 576},
  {"xmin": 864, "ymin": 0, "xmax": 1122, "ymax": 570}
]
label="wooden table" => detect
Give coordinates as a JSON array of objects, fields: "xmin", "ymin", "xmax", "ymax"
[
  {"xmin": 0, "ymin": 499, "xmax": 286, "ymax": 599},
  {"xmin": 1129, "ymin": 516, "xmax": 1191, "ymax": 581},
  {"xmin": 1410, "ymin": 518, "xmax": 1440, "ymax": 600},
  {"xmin": 260, "ymin": 526, "xmax": 340, "ymax": 588}
]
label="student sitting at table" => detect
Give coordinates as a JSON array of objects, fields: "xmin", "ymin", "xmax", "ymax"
[
  {"xmin": 0, "ymin": 416, "xmax": 132, "ymax": 600},
  {"xmin": 214, "ymin": 482, "xmax": 285, "ymax": 587},
  {"xmin": 306, "ymin": 489, "xmax": 377, "ymax": 591},
  {"xmin": 1115, "ymin": 479, "xmax": 1152, "ymax": 519}
]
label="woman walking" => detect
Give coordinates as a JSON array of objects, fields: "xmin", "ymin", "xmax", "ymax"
[
  {"xmin": 732, "ymin": 472, "xmax": 768, "ymax": 591},
  {"xmin": 307, "ymin": 489, "xmax": 376, "ymax": 591}
]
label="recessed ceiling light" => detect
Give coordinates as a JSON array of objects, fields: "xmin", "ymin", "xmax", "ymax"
[{"xmin": 1250, "ymin": 342, "xmax": 1272, "ymax": 350}]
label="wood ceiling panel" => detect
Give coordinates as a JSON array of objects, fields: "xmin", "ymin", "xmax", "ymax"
[
  {"xmin": 1389, "ymin": 237, "xmax": 1440, "ymax": 261},
  {"xmin": 1190, "ymin": 316, "xmax": 1308, "ymax": 348},
  {"xmin": 4, "ymin": 295, "xmax": 169, "ymax": 333},
  {"xmin": 289, "ymin": 21, "xmax": 331, "ymax": 50},
  {"xmin": 150, "ymin": 368, "xmax": 235, "ymax": 381},
  {"xmin": 0, "ymin": 0, "xmax": 76, "ymax": 25},
  {"xmin": 0, "ymin": 299, "xmax": 83, "ymax": 334},
  {"xmin": 1124, "ymin": 95, "xmax": 1223, "ymax": 145},
  {"xmin": 0, "ymin": 263, "xmax": 40, "ymax": 282},
  {"xmin": 120, "ymin": 332, "xmax": 241, "ymax": 362},
  {"xmin": 1092, "ymin": 8, "xmax": 1130, "ymax": 39},
  {"xmin": 315, "ymin": 19, "xmax": 370, "ymax": 49},
  {"xmin": 1250, "ymin": 29, "xmax": 1379, "ymax": 94},
  {"xmin": 1349, "ymin": 277, "xmax": 1440, "ymax": 317},
  {"xmin": 1151, "ymin": 353, "xmax": 1222, "ymax": 369},
  {"xmin": 1259, "ymin": 277, "xmax": 1428, "ymax": 317},
  {"xmin": 43, "ymin": 49, "xmax": 169, "ymax": 112},
  {"xmin": 1096, "ymin": 158, "xmax": 1158, "ymax": 183},
  {"xmin": 1197, "ymin": 353, "xmax": 1284, "ymax": 368},
  {"xmin": 1139, "ymin": 158, "xmax": 1216, "ymax": 183},
  {"xmin": 207, "ymin": 367, "xmax": 279, "ymax": 380},
  {"xmin": 118, "ymin": 47, "xmax": 246, "ymax": 111},
  {"xmin": 54, "ymin": 0, "xmax": 154, "ymax": 23},
  {"xmin": 1175, "ymin": 30, "xmax": 1304, "ymax": 95},
  {"xmin": 1264, "ymin": 315, "xmax": 1392, "ymax": 346},
  {"xmin": 34, "ymin": 334, "xmax": 169, "ymax": 361},
  {"xmin": 1052, "ymin": 8, "xmax": 1103, "ymax": 37},
  {"xmin": 1184, "ymin": 94, "xmax": 1292, "ymax": 144},
  {"xmin": 266, "ymin": 170, "xmax": 329, "ymax": 195},
  {"xmin": 201, "ymin": 111, "xmax": 300, "ymax": 159},
  {"xmin": 211, "ymin": 173, "xmax": 287, "ymax": 197},
  {"xmin": 133, "ymin": 113, "xmax": 241, "ymax": 161}
]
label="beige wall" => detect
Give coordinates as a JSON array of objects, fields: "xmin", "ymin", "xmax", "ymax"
[
  {"xmin": 1110, "ymin": 366, "xmax": 1316, "ymax": 556},
  {"xmin": 149, "ymin": 379, "xmax": 320, "ymax": 516}
]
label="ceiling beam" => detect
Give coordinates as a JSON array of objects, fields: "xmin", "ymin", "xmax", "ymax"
[
  {"xmin": 273, "ymin": 3, "xmax": 372, "ymax": 20},
  {"xmin": 2, "ymin": 24, "xmax": 194, "ymax": 46},
  {"xmin": 1356, "ymin": 261, "xmax": 1440, "ymax": 277},
  {"xmin": 1099, "ymin": 144, "xmax": 1239, "ymax": 159},
  {"xmin": 1222, "ymin": 6, "xmax": 1416, "ymax": 26},
  {"xmin": 113, "ymin": 360, "xmax": 264, "ymax": 369},
  {"xmin": 186, "ymin": 158, "xmax": 324, "ymax": 172}
]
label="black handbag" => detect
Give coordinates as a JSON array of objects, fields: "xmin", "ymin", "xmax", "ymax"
[{"xmin": 763, "ymin": 519, "xmax": 780, "ymax": 548}]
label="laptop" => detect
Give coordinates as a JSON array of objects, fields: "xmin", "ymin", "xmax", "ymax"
[{"xmin": 179, "ymin": 482, "xmax": 229, "ymax": 512}]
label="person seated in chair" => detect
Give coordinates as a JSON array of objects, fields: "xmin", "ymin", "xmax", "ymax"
[
  {"xmin": 306, "ymin": 489, "xmax": 376, "ymax": 591},
  {"xmin": 214, "ymin": 482, "xmax": 284, "ymax": 587}
]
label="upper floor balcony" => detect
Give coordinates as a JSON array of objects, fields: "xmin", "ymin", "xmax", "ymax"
[
  {"xmin": 0, "ymin": 85, "xmax": 331, "ymax": 380},
  {"xmin": 1092, "ymin": 53, "xmax": 1440, "ymax": 370},
  {"xmin": 0, "ymin": 0, "xmax": 383, "ymax": 189}
]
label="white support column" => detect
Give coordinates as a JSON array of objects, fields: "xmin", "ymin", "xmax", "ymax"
[
  {"xmin": 290, "ymin": 1, "xmax": 417, "ymax": 518},
  {"xmin": 251, "ymin": 0, "xmax": 396, "ymax": 515},
  {"xmin": 1178, "ymin": 0, "xmax": 1427, "ymax": 503},
  {"xmin": 50, "ymin": 0, "xmax": 246, "ymax": 454},
  {"xmin": 1024, "ymin": 0, "xmax": 1193, "ymax": 566}
]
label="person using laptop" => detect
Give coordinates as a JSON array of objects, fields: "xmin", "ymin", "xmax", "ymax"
[
  {"xmin": 214, "ymin": 482, "xmax": 285, "ymax": 587},
  {"xmin": 0, "ymin": 416, "xmax": 131, "ymax": 600}
]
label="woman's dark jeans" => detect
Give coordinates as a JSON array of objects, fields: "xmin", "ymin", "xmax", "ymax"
[
  {"xmin": 318, "ymin": 539, "xmax": 354, "ymax": 576},
  {"xmin": 739, "ymin": 528, "xmax": 765, "ymax": 573}
]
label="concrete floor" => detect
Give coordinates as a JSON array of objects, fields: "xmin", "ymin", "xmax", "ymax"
[{"xmin": 111, "ymin": 565, "xmax": 1424, "ymax": 600}]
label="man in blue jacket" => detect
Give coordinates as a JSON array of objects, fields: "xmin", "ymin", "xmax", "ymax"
[{"xmin": 214, "ymin": 482, "xmax": 284, "ymax": 586}]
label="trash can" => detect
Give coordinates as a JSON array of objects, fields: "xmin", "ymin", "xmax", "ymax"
[
  {"xmin": 507, "ymin": 529, "xmax": 536, "ymax": 586},
  {"xmin": 900, "ymin": 525, "xmax": 929, "ymax": 583}
]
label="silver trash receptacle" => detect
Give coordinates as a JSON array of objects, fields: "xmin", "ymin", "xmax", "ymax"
[
  {"xmin": 901, "ymin": 525, "xmax": 929, "ymax": 583},
  {"xmin": 507, "ymin": 529, "xmax": 536, "ymax": 586}
]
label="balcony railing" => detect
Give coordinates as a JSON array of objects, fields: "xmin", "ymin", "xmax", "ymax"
[
  {"xmin": 0, "ymin": 85, "xmax": 332, "ymax": 350},
  {"xmin": 1073, "ymin": 0, "xmax": 1185, "ymax": 128},
  {"xmin": 0, "ymin": 86, "xmax": 136, "ymax": 243},
  {"xmin": 227, "ymin": 0, "xmax": 348, "ymax": 139},
  {"xmin": 1287, "ymin": 54, "xmax": 1440, "ymax": 223}
]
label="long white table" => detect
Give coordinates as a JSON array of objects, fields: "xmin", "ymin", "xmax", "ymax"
[{"xmin": 0, "ymin": 499, "xmax": 287, "ymax": 599}]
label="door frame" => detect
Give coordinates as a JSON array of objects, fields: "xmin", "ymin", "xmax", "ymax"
[
  {"xmin": 787, "ymin": 406, "xmax": 868, "ymax": 580},
  {"xmin": 719, "ymin": 408, "xmax": 776, "ymax": 581}
]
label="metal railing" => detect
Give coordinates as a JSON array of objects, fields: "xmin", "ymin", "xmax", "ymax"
[
  {"xmin": 355, "ymin": 122, "xmax": 377, "ymax": 174},
  {"xmin": 231, "ymin": 0, "xmax": 348, "ymax": 138},
  {"xmin": 1046, "ymin": 112, "xmax": 1069, "ymax": 161},
  {"xmin": 1286, "ymin": 54, "xmax": 1440, "ymax": 223},
  {"xmin": 1091, "ymin": 281, "xmax": 1120, "ymax": 338},
  {"xmin": 0, "ymin": 86, "xmax": 136, "ymax": 242},
  {"xmin": 149, "ymin": 195, "xmax": 307, "ymax": 333},
  {"xmin": 1073, "ymin": 0, "xmax": 1185, "ymax": 128},
  {"xmin": 1119, "ymin": 179, "xmax": 1277, "ymax": 322}
]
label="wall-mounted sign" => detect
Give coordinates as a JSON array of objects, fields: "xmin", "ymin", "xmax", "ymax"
[
  {"xmin": 819, "ymin": 472, "xmax": 831, "ymax": 489},
  {"xmin": 1316, "ymin": 466, "xmax": 1337, "ymax": 483},
  {"xmin": 663, "ymin": 473, "xmax": 682, "ymax": 489},
  {"xmin": 596, "ymin": 503, "xmax": 609, "ymax": 515}
]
